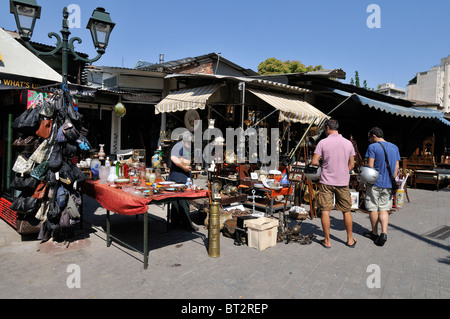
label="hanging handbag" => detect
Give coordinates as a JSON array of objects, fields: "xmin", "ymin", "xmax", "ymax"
[
  {"xmin": 35, "ymin": 200, "xmax": 50, "ymax": 221},
  {"xmin": 15, "ymin": 215, "xmax": 41, "ymax": 235},
  {"xmin": 13, "ymin": 136, "xmax": 41, "ymax": 154},
  {"xmin": 59, "ymin": 208, "xmax": 71, "ymax": 228},
  {"xmin": 10, "ymin": 174, "xmax": 40, "ymax": 191},
  {"xmin": 378, "ymin": 142, "xmax": 399, "ymax": 194},
  {"xmin": 30, "ymin": 161, "xmax": 49, "ymax": 181},
  {"xmin": 46, "ymin": 196, "xmax": 61, "ymax": 231},
  {"xmin": 12, "ymin": 104, "xmax": 42, "ymax": 134},
  {"xmin": 10, "ymin": 196, "xmax": 39, "ymax": 215},
  {"xmin": 48, "ymin": 143, "xmax": 63, "ymax": 172},
  {"xmin": 32, "ymin": 180, "xmax": 48, "ymax": 199},
  {"xmin": 12, "ymin": 137, "xmax": 25, "ymax": 147},
  {"xmin": 56, "ymin": 184, "xmax": 69, "ymax": 208},
  {"xmin": 12, "ymin": 154, "xmax": 35, "ymax": 176},
  {"xmin": 62, "ymin": 120, "xmax": 80, "ymax": 141},
  {"xmin": 39, "ymin": 98, "xmax": 56, "ymax": 118},
  {"xmin": 29, "ymin": 139, "xmax": 53, "ymax": 164},
  {"xmin": 64, "ymin": 90, "xmax": 81, "ymax": 123},
  {"xmin": 12, "ymin": 136, "xmax": 31, "ymax": 147},
  {"xmin": 36, "ymin": 119, "xmax": 53, "ymax": 139},
  {"xmin": 66, "ymin": 195, "xmax": 80, "ymax": 219}
]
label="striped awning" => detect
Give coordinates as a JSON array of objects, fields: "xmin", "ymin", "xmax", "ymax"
[
  {"xmin": 155, "ymin": 84, "xmax": 221, "ymax": 114},
  {"xmin": 248, "ymin": 88, "xmax": 329, "ymax": 124}
]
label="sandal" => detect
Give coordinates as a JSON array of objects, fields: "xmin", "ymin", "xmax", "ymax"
[
  {"xmin": 319, "ymin": 239, "xmax": 331, "ymax": 249},
  {"xmin": 346, "ymin": 239, "xmax": 357, "ymax": 248}
]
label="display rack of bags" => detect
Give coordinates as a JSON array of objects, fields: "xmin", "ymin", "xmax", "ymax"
[{"xmin": 10, "ymin": 88, "xmax": 91, "ymax": 240}]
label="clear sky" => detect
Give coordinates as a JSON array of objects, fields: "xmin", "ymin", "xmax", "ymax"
[{"xmin": 1, "ymin": 0, "xmax": 449, "ymax": 90}]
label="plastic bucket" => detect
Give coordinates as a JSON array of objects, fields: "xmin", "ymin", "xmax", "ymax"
[{"xmin": 396, "ymin": 189, "xmax": 405, "ymax": 208}]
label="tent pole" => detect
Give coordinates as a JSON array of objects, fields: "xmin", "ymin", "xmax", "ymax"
[{"xmin": 6, "ymin": 114, "xmax": 12, "ymax": 190}]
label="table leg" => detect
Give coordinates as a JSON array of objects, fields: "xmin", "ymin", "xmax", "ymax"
[
  {"xmin": 405, "ymin": 186, "xmax": 410, "ymax": 203},
  {"xmin": 80, "ymin": 197, "xmax": 84, "ymax": 230},
  {"xmin": 270, "ymin": 197, "xmax": 274, "ymax": 216},
  {"xmin": 144, "ymin": 212, "xmax": 148, "ymax": 269},
  {"xmin": 106, "ymin": 210, "xmax": 111, "ymax": 247},
  {"xmin": 166, "ymin": 202, "xmax": 171, "ymax": 232}
]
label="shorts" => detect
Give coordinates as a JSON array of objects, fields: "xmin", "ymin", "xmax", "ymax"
[
  {"xmin": 364, "ymin": 184, "xmax": 393, "ymax": 212},
  {"xmin": 317, "ymin": 184, "xmax": 352, "ymax": 212}
]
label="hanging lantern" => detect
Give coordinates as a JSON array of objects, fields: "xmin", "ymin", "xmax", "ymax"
[
  {"xmin": 226, "ymin": 105, "xmax": 235, "ymax": 121},
  {"xmin": 114, "ymin": 102, "xmax": 126, "ymax": 117}
]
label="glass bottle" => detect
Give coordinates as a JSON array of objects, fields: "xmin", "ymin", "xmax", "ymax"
[
  {"xmin": 98, "ymin": 144, "xmax": 105, "ymax": 161},
  {"xmin": 90, "ymin": 155, "xmax": 101, "ymax": 180},
  {"xmin": 107, "ymin": 166, "xmax": 118, "ymax": 183},
  {"xmin": 185, "ymin": 178, "xmax": 192, "ymax": 189}
]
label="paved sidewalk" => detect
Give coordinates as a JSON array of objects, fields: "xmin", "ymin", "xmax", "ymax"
[{"xmin": 0, "ymin": 185, "xmax": 449, "ymax": 299}]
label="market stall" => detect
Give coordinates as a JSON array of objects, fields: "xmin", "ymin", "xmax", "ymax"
[
  {"xmin": 153, "ymin": 74, "xmax": 330, "ymax": 249},
  {"xmin": 7, "ymin": 87, "xmax": 92, "ymax": 241},
  {"xmin": 82, "ymin": 179, "xmax": 209, "ymax": 269}
]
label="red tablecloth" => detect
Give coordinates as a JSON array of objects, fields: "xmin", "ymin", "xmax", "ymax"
[{"xmin": 82, "ymin": 180, "xmax": 209, "ymax": 216}]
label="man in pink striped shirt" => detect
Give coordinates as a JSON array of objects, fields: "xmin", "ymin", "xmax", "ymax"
[{"xmin": 311, "ymin": 119, "xmax": 356, "ymax": 249}]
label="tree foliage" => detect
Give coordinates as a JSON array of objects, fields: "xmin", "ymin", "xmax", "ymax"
[
  {"xmin": 257, "ymin": 58, "xmax": 323, "ymax": 75},
  {"xmin": 350, "ymin": 71, "xmax": 373, "ymax": 90}
]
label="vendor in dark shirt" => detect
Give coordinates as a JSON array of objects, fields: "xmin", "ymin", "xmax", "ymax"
[
  {"xmin": 168, "ymin": 132, "xmax": 192, "ymax": 183},
  {"xmin": 168, "ymin": 131, "xmax": 198, "ymax": 231}
]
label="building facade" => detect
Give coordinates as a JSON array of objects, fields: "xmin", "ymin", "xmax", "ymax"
[
  {"xmin": 377, "ymin": 83, "xmax": 406, "ymax": 99},
  {"xmin": 407, "ymin": 55, "xmax": 450, "ymax": 115}
]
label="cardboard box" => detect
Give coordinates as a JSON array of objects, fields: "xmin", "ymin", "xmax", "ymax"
[{"xmin": 246, "ymin": 217, "xmax": 278, "ymax": 251}]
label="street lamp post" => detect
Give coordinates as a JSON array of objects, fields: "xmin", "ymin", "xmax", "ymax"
[{"xmin": 10, "ymin": 0, "xmax": 115, "ymax": 85}]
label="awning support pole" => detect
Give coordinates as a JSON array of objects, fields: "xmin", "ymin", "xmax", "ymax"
[
  {"xmin": 327, "ymin": 93, "xmax": 355, "ymax": 116},
  {"xmin": 6, "ymin": 114, "xmax": 12, "ymax": 190},
  {"xmin": 288, "ymin": 117, "xmax": 318, "ymax": 160},
  {"xmin": 240, "ymin": 82, "xmax": 246, "ymax": 129}
]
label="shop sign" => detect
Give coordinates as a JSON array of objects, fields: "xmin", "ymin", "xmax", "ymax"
[
  {"xmin": 122, "ymin": 93, "xmax": 160, "ymax": 103},
  {"xmin": 0, "ymin": 73, "xmax": 55, "ymax": 90}
]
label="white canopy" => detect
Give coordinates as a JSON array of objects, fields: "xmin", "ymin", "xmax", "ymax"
[
  {"xmin": 0, "ymin": 28, "xmax": 62, "ymax": 89},
  {"xmin": 248, "ymin": 88, "xmax": 329, "ymax": 124},
  {"xmin": 155, "ymin": 84, "xmax": 221, "ymax": 114}
]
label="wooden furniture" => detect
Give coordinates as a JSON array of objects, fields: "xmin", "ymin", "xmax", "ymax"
[
  {"xmin": 414, "ymin": 170, "xmax": 441, "ymax": 191},
  {"xmin": 407, "ymin": 135, "xmax": 436, "ymax": 171}
]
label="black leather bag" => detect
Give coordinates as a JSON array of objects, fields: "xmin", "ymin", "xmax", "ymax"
[
  {"xmin": 10, "ymin": 174, "xmax": 40, "ymax": 191},
  {"xmin": 10, "ymin": 196, "xmax": 39, "ymax": 215},
  {"xmin": 65, "ymin": 90, "xmax": 81, "ymax": 124},
  {"xmin": 12, "ymin": 105, "xmax": 42, "ymax": 134}
]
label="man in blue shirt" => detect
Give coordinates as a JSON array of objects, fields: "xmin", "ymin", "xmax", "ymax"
[{"xmin": 364, "ymin": 127, "xmax": 400, "ymax": 246}]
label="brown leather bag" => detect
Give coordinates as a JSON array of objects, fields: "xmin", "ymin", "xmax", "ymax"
[
  {"xmin": 36, "ymin": 119, "xmax": 53, "ymax": 139},
  {"xmin": 32, "ymin": 180, "xmax": 48, "ymax": 199},
  {"xmin": 16, "ymin": 217, "xmax": 41, "ymax": 235}
]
